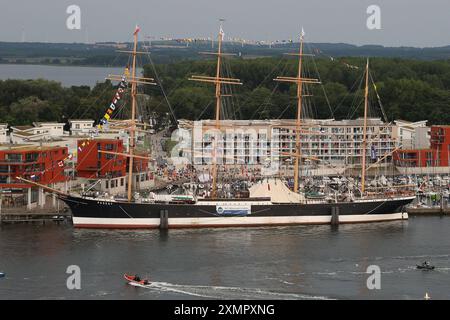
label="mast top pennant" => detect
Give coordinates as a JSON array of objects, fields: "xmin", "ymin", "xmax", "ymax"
[{"xmin": 134, "ymin": 25, "xmax": 141, "ymax": 36}]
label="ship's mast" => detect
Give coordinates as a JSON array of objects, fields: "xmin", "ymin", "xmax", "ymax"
[
  {"xmin": 127, "ymin": 30, "xmax": 139, "ymax": 202},
  {"xmin": 211, "ymin": 23, "xmax": 223, "ymax": 199},
  {"xmin": 189, "ymin": 20, "xmax": 242, "ymax": 198},
  {"xmin": 274, "ymin": 29, "xmax": 320, "ymax": 193},
  {"xmin": 107, "ymin": 26, "xmax": 157, "ymax": 202},
  {"xmin": 293, "ymin": 33, "xmax": 304, "ymax": 193},
  {"xmin": 361, "ymin": 59, "xmax": 369, "ymax": 195}
]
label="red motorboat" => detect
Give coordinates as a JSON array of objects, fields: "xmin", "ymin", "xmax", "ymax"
[{"xmin": 124, "ymin": 274, "xmax": 150, "ymax": 285}]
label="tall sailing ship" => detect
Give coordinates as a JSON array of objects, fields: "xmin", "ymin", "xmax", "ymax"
[{"xmin": 19, "ymin": 25, "xmax": 415, "ymax": 228}]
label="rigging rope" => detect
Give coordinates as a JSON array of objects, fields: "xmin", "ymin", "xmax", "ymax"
[{"xmin": 142, "ymin": 41, "xmax": 178, "ymax": 125}]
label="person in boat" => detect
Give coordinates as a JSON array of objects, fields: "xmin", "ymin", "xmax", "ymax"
[
  {"xmin": 422, "ymin": 261, "xmax": 430, "ymax": 267},
  {"xmin": 133, "ymin": 275, "xmax": 149, "ymax": 284}
]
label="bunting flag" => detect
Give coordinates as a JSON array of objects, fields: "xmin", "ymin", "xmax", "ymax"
[
  {"xmin": 134, "ymin": 25, "xmax": 141, "ymax": 36},
  {"xmin": 97, "ymin": 68, "xmax": 129, "ymax": 130},
  {"xmin": 343, "ymin": 62, "xmax": 359, "ymax": 70},
  {"xmin": 159, "ymin": 36, "xmax": 294, "ymax": 46},
  {"xmin": 219, "ymin": 26, "xmax": 225, "ymax": 41},
  {"xmin": 312, "ymin": 48, "xmax": 360, "ymax": 69}
]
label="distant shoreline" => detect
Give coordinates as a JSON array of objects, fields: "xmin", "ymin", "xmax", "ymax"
[
  {"xmin": 0, "ymin": 61, "xmax": 125, "ymax": 68},
  {"xmin": 0, "ymin": 61, "xmax": 120, "ymax": 68},
  {"xmin": 0, "ymin": 63, "xmax": 143, "ymax": 87},
  {"xmin": 2, "ymin": 41, "xmax": 450, "ymax": 63}
]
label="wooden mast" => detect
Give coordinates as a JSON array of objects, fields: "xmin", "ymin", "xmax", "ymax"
[
  {"xmin": 127, "ymin": 29, "xmax": 139, "ymax": 202},
  {"xmin": 211, "ymin": 22, "xmax": 223, "ymax": 199},
  {"xmin": 107, "ymin": 26, "xmax": 156, "ymax": 202},
  {"xmin": 293, "ymin": 33, "xmax": 304, "ymax": 193},
  {"xmin": 189, "ymin": 20, "xmax": 242, "ymax": 198},
  {"xmin": 361, "ymin": 59, "xmax": 370, "ymax": 195},
  {"xmin": 274, "ymin": 29, "xmax": 320, "ymax": 193}
]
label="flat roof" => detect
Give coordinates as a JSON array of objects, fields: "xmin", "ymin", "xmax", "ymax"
[
  {"xmin": 180, "ymin": 117, "xmax": 388, "ymax": 127},
  {"xmin": 34, "ymin": 122, "xmax": 65, "ymax": 126},
  {"xmin": 10, "ymin": 131, "xmax": 43, "ymax": 137},
  {"xmin": 11, "ymin": 125, "xmax": 33, "ymax": 131},
  {"xmin": 0, "ymin": 145, "xmax": 66, "ymax": 152},
  {"xmin": 79, "ymin": 138, "xmax": 122, "ymax": 142}
]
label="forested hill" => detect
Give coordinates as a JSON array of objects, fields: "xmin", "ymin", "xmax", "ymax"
[
  {"xmin": 2, "ymin": 41, "xmax": 450, "ymax": 66},
  {"xmin": 1, "ymin": 57, "xmax": 450, "ymax": 126}
]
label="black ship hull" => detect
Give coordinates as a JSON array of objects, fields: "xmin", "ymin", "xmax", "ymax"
[{"xmin": 59, "ymin": 194, "xmax": 415, "ymax": 229}]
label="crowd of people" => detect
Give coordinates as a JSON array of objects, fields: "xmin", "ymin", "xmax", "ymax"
[{"xmin": 153, "ymin": 163, "xmax": 269, "ymax": 184}]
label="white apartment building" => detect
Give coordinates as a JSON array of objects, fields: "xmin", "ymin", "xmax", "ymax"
[
  {"xmin": 0, "ymin": 124, "xmax": 8, "ymax": 143},
  {"xmin": 69, "ymin": 119, "xmax": 95, "ymax": 136},
  {"xmin": 10, "ymin": 122, "xmax": 66, "ymax": 144},
  {"xmin": 392, "ymin": 120, "xmax": 430, "ymax": 149},
  {"xmin": 178, "ymin": 118, "xmax": 397, "ymax": 168},
  {"xmin": 33, "ymin": 122, "xmax": 65, "ymax": 137},
  {"xmin": 10, "ymin": 125, "xmax": 49, "ymax": 143}
]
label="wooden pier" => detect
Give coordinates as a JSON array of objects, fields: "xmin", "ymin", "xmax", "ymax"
[
  {"xmin": 406, "ymin": 207, "xmax": 450, "ymax": 216},
  {"xmin": 0, "ymin": 209, "xmax": 72, "ymax": 225}
]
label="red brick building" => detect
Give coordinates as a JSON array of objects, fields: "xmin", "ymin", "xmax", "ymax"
[
  {"xmin": 394, "ymin": 125, "xmax": 450, "ymax": 167},
  {"xmin": 430, "ymin": 125, "xmax": 450, "ymax": 166},
  {"xmin": 76, "ymin": 139, "xmax": 126, "ymax": 179},
  {"xmin": 0, "ymin": 146, "xmax": 68, "ymax": 188}
]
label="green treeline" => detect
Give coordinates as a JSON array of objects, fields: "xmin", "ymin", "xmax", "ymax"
[
  {"xmin": 1, "ymin": 57, "xmax": 450, "ymax": 126},
  {"xmin": 0, "ymin": 80, "xmax": 116, "ymax": 125},
  {"xmin": 143, "ymin": 57, "xmax": 450, "ymax": 124}
]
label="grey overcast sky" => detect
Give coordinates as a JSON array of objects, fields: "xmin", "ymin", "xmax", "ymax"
[{"xmin": 0, "ymin": 0, "xmax": 448, "ymax": 47}]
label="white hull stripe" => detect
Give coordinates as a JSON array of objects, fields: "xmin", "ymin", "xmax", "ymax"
[{"xmin": 72, "ymin": 212, "xmax": 408, "ymax": 228}]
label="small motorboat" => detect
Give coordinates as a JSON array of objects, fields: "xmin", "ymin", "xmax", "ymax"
[
  {"xmin": 124, "ymin": 274, "xmax": 150, "ymax": 285},
  {"xmin": 417, "ymin": 263, "xmax": 435, "ymax": 270}
]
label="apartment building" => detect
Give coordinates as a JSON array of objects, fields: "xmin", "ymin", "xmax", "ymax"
[
  {"xmin": 178, "ymin": 118, "xmax": 396, "ymax": 168},
  {"xmin": 0, "ymin": 124, "xmax": 8, "ymax": 143}
]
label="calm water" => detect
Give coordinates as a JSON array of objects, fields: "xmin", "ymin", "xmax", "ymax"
[
  {"xmin": 0, "ymin": 64, "xmax": 143, "ymax": 87},
  {"xmin": 0, "ymin": 216, "xmax": 450, "ymax": 300}
]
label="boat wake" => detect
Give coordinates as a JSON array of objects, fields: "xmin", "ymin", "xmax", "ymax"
[{"xmin": 133, "ymin": 281, "xmax": 331, "ymax": 300}]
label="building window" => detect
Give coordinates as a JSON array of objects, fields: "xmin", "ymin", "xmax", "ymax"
[
  {"xmin": 7, "ymin": 153, "xmax": 22, "ymax": 162},
  {"xmin": 25, "ymin": 153, "xmax": 38, "ymax": 162},
  {"xmin": 120, "ymin": 178, "xmax": 124, "ymax": 186}
]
